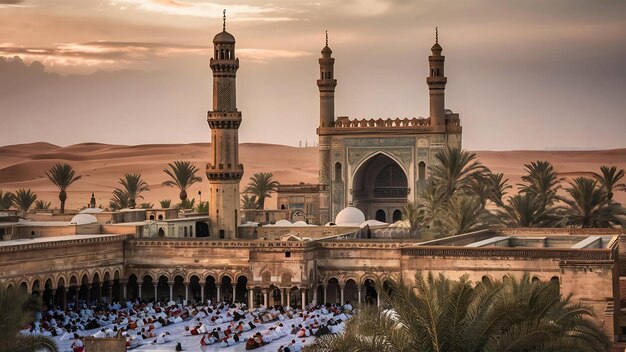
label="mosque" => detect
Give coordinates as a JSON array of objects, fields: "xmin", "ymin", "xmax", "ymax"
[{"xmin": 0, "ymin": 15, "xmax": 625, "ymax": 348}]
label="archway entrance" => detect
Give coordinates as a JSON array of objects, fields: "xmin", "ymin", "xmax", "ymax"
[{"xmin": 353, "ymin": 153, "xmax": 409, "ymax": 221}]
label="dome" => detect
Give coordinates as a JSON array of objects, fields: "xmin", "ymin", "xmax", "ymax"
[
  {"xmin": 80, "ymin": 208, "xmax": 103, "ymax": 214},
  {"xmin": 292, "ymin": 220, "xmax": 310, "ymax": 227},
  {"xmin": 335, "ymin": 206, "xmax": 365, "ymax": 226},
  {"xmin": 70, "ymin": 213, "xmax": 98, "ymax": 225},
  {"xmin": 272, "ymin": 219, "xmax": 293, "ymax": 227},
  {"xmin": 431, "ymin": 42, "xmax": 442, "ymax": 54},
  {"xmin": 321, "ymin": 45, "xmax": 332, "ymax": 56},
  {"xmin": 360, "ymin": 219, "xmax": 388, "ymax": 228},
  {"xmin": 213, "ymin": 30, "xmax": 235, "ymax": 44}
]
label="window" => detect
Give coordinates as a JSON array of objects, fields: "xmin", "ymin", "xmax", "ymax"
[
  {"xmin": 285, "ymin": 251, "xmax": 291, "ymax": 258},
  {"xmin": 334, "ymin": 162, "xmax": 342, "ymax": 181},
  {"xmin": 418, "ymin": 162, "xmax": 426, "ymax": 182},
  {"xmin": 184, "ymin": 227, "xmax": 188, "ymax": 237}
]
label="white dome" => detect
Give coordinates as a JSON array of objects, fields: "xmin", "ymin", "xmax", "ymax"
[
  {"xmin": 273, "ymin": 219, "xmax": 293, "ymax": 227},
  {"xmin": 360, "ymin": 219, "xmax": 388, "ymax": 228},
  {"xmin": 70, "ymin": 213, "xmax": 98, "ymax": 225},
  {"xmin": 292, "ymin": 220, "xmax": 310, "ymax": 227},
  {"xmin": 335, "ymin": 206, "xmax": 365, "ymax": 226},
  {"xmin": 80, "ymin": 208, "xmax": 103, "ymax": 214}
]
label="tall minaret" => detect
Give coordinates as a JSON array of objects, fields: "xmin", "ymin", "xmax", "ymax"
[
  {"xmin": 206, "ymin": 10, "xmax": 243, "ymax": 239},
  {"xmin": 317, "ymin": 31, "xmax": 336, "ymax": 225},
  {"xmin": 427, "ymin": 27, "xmax": 447, "ymax": 127}
]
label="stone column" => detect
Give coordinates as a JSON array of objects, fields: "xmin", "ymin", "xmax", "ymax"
[
  {"xmin": 168, "ymin": 282, "xmax": 173, "ymax": 302},
  {"xmin": 263, "ymin": 290, "xmax": 268, "ymax": 307},
  {"xmin": 377, "ymin": 290, "xmax": 380, "ymax": 307},
  {"xmin": 200, "ymin": 285, "xmax": 205, "ymax": 303},
  {"xmin": 108, "ymin": 285, "xmax": 113, "ymax": 302},
  {"xmin": 122, "ymin": 281, "xmax": 127, "ymax": 301},
  {"xmin": 286, "ymin": 289, "xmax": 291, "ymax": 308},
  {"xmin": 357, "ymin": 288, "xmax": 362, "ymax": 305},
  {"xmin": 312, "ymin": 286, "xmax": 318, "ymax": 306},
  {"xmin": 86, "ymin": 284, "xmax": 91, "ymax": 306},
  {"xmin": 138, "ymin": 284, "xmax": 142, "ymax": 300},
  {"xmin": 184, "ymin": 282, "xmax": 189, "ymax": 303},
  {"xmin": 248, "ymin": 288, "xmax": 254, "ymax": 309},
  {"xmin": 233, "ymin": 286, "xmax": 236, "ymax": 303},
  {"xmin": 323, "ymin": 284, "xmax": 328, "ymax": 305},
  {"xmin": 340, "ymin": 285, "xmax": 345, "ymax": 305},
  {"xmin": 153, "ymin": 283, "xmax": 158, "ymax": 302},
  {"xmin": 216, "ymin": 284, "xmax": 221, "ymax": 302},
  {"xmin": 301, "ymin": 289, "xmax": 306, "ymax": 310}
]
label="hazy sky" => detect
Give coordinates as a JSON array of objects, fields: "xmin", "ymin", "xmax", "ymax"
[{"xmin": 0, "ymin": 0, "xmax": 625, "ymax": 150}]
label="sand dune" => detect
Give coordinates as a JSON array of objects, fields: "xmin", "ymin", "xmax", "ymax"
[{"xmin": 0, "ymin": 143, "xmax": 624, "ymax": 211}]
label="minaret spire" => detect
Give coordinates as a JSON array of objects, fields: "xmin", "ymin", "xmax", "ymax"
[
  {"xmin": 435, "ymin": 26, "xmax": 438, "ymax": 43},
  {"xmin": 325, "ymin": 30, "xmax": 328, "ymax": 46},
  {"xmin": 223, "ymin": 9, "xmax": 226, "ymax": 31}
]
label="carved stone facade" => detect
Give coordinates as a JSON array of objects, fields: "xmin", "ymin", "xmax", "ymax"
[{"xmin": 316, "ymin": 35, "xmax": 462, "ymax": 223}]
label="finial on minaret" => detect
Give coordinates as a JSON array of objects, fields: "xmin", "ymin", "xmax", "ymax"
[
  {"xmin": 223, "ymin": 9, "xmax": 226, "ymax": 31},
  {"xmin": 435, "ymin": 27, "xmax": 438, "ymax": 44},
  {"xmin": 325, "ymin": 30, "xmax": 328, "ymax": 46}
]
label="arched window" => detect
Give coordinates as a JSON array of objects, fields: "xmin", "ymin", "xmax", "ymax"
[
  {"xmin": 334, "ymin": 162, "xmax": 342, "ymax": 181},
  {"xmin": 392, "ymin": 209, "xmax": 402, "ymax": 222},
  {"xmin": 418, "ymin": 161, "xmax": 426, "ymax": 182},
  {"xmin": 375, "ymin": 209, "xmax": 386, "ymax": 222}
]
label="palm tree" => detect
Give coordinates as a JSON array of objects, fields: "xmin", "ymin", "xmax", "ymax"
[
  {"xmin": 560, "ymin": 177, "xmax": 626, "ymax": 228},
  {"xmin": 109, "ymin": 189, "xmax": 130, "ymax": 210},
  {"xmin": 488, "ymin": 172, "xmax": 511, "ymax": 207},
  {"xmin": 117, "ymin": 173, "xmax": 150, "ymax": 209},
  {"xmin": 593, "ymin": 165, "xmax": 626, "ymax": 201},
  {"xmin": 244, "ymin": 172, "xmax": 279, "ymax": 210},
  {"xmin": 416, "ymin": 180, "xmax": 447, "ymax": 236},
  {"xmin": 0, "ymin": 284, "xmax": 59, "ymax": 351},
  {"xmin": 196, "ymin": 201, "xmax": 209, "ymax": 213},
  {"xmin": 307, "ymin": 272, "xmax": 609, "ymax": 352},
  {"xmin": 138, "ymin": 202, "xmax": 154, "ymax": 209},
  {"xmin": 34, "ymin": 200, "xmax": 51, "ymax": 210},
  {"xmin": 13, "ymin": 188, "xmax": 37, "ymax": 216},
  {"xmin": 241, "ymin": 193, "xmax": 259, "ymax": 210},
  {"xmin": 439, "ymin": 195, "xmax": 497, "ymax": 236},
  {"xmin": 498, "ymin": 193, "xmax": 562, "ymax": 228},
  {"xmin": 162, "ymin": 161, "xmax": 202, "ymax": 201},
  {"xmin": 178, "ymin": 198, "xmax": 196, "ymax": 210},
  {"xmin": 159, "ymin": 199, "xmax": 172, "ymax": 209},
  {"xmin": 430, "ymin": 148, "xmax": 490, "ymax": 199},
  {"xmin": 44, "ymin": 163, "xmax": 82, "ymax": 213},
  {"xmin": 401, "ymin": 201, "xmax": 420, "ymax": 236},
  {"xmin": 518, "ymin": 160, "xmax": 562, "ymax": 208},
  {"xmin": 0, "ymin": 190, "xmax": 14, "ymax": 210}
]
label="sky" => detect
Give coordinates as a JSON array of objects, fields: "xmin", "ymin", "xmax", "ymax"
[{"xmin": 0, "ymin": 0, "xmax": 625, "ymax": 151}]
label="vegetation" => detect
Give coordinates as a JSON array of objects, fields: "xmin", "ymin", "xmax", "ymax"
[
  {"xmin": 34, "ymin": 200, "xmax": 51, "ymax": 210},
  {"xmin": 178, "ymin": 198, "xmax": 196, "ymax": 210},
  {"xmin": 196, "ymin": 200, "xmax": 209, "ymax": 213},
  {"xmin": 408, "ymin": 148, "xmax": 626, "ymax": 238},
  {"xmin": 13, "ymin": 188, "xmax": 37, "ymax": 216},
  {"xmin": 0, "ymin": 284, "xmax": 58, "ymax": 352},
  {"xmin": 162, "ymin": 161, "xmax": 202, "ymax": 201},
  {"xmin": 109, "ymin": 189, "xmax": 130, "ymax": 210},
  {"xmin": 138, "ymin": 202, "xmax": 154, "ymax": 209},
  {"xmin": 44, "ymin": 163, "xmax": 81, "ymax": 213},
  {"xmin": 241, "ymin": 193, "xmax": 259, "ymax": 210},
  {"xmin": 115, "ymin": 173, "xmax": 150, "ymax": 209},
  {"xmin": 159, "ymin": 199, "xmax": 172, "ymax": 209},
  {"xmin": 306, "ymin": 272, "xmax": 609, "ymax": 352},
  {"xmin": 0, "ymin": 190, "xmax": 15, "ymax": 210},
  {"xmin": 244, "ymin": 172, "xmax": 279, "ymax": 210}
]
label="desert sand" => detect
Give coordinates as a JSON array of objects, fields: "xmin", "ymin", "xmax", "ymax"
[{"xmin": 0, "ymin": 142, "xmax": 624, "ymax": 211}]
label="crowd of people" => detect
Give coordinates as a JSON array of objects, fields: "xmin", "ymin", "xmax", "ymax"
[{"xmin": 19, "ymin": 297, "xmax": 354, "ymax": 351}]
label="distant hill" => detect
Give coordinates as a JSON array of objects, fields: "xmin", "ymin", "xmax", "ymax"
[{"xmin": 0, "ymin": 142, "xmax": 624, "ymax": 210}]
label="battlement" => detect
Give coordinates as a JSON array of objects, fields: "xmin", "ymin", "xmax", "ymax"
[{"xmin": 318, "ymin": 114, "xmax": 461, "ymax": 135}]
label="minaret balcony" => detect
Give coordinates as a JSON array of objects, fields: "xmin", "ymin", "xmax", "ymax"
[
  {"xmin": 427, "ymin": 77, "xmax": 447, "ymax": 84},
  {"xmin": 206, "ymin": 163, "xmax": 244, "ymax": 181},
  {"xmin": 207, "ymin": 111, "xmax": 242, "ymax": 128}
]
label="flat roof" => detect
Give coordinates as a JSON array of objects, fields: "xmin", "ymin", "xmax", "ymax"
[{"xmin": 0, "ymin": 234, "xmax": 121, "ymax": 247}]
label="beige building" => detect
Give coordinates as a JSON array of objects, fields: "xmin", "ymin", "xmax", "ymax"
[{"xmin": 317, "ymin": 30, "xmax": 462, "ymax": 224}]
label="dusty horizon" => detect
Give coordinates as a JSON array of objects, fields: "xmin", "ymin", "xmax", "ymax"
[
  {"xmin": 1, "ymin": 0, "xmax": 625, "ymax": 151},
  {"xmin": 1, "ymin": 142, "xmax": 625, "ymax": 211}
]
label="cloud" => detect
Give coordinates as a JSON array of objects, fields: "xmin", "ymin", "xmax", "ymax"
[
  {"xmin": 110, "ymin": 0, "xmax": 296, "ymax": 21},
  {"xmin": 237, "ymin": 48, "xmax": 312, "ymax": 63}
]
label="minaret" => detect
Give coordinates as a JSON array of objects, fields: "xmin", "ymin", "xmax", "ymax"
[
  {"xmin": 317, "ymin": 31, "xmax": 336, "ymax": 225},
  {"xmin": 206, "ymin": 10, "xmax": 243, "ymax": 239},
  {"xmin": 427, "ymin": 27, "xmax": 447, "ymax": 127},
  {"xmin": 89, "ymin": 192, "xmax": 96, "ymax": 208}
]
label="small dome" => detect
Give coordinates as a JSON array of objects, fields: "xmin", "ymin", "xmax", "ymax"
[
  {"xmin": 273, "ymin": 219, "xmax": 293, "ymax": 227},
  {"xmin": 321, "ymin": 45, "xmax": 332, "ymax": 55},
  {"xmin": 445, "ymin": 109, "xmax": 453, "ymax": 115},
  {"xmin": 213, "ymin": 30, "xmax": 235, "ymax": 44},
  {"xmin": 292, "ymin": 220, "xmax": 310, "ymax": 227},
  {"xmin": 70, "ymin": 213, "xmax": 98, "ymax": 225},
  {"xmin": 360, "ymin": 219, "xmax": 388, "ymax": 228},
  {"xmin": 80, "ymin": 208, "xmax": 103, "ymax": 214},
  {"xmin": 431, "ymin": 42, "xmax": 442, "ymax": 54},
  {"xmin": 335, "ymin": 206, "xmax": 365, "ymax": 226}
]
